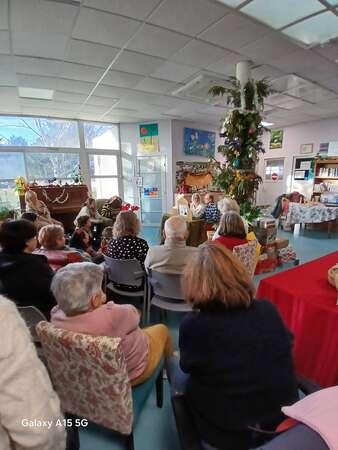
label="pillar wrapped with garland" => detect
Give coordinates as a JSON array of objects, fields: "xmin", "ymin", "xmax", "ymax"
[{"xmin": 209, "ymin": 62, "xmax": 271, "ymax": 222}]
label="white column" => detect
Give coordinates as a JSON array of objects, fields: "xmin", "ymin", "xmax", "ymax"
[{"xmin": 236, "ymin": 61, "xmax": 250, "ymax": 85}]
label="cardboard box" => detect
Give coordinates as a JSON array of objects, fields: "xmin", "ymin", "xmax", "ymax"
[{"xmin": 275, "ymin": 238, "xmax": 289, "ymax": 250}]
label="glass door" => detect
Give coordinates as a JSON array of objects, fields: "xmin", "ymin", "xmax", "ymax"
[{"xmin": 137, "ymin": 155, "xmax": 166, "ymax": 227}]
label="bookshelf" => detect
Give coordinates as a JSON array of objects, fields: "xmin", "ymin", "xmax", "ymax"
[{"xmin": 312, "ymin": 157, "xmax": 338, "ymax": 201}]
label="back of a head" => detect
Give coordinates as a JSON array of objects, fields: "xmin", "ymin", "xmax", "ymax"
[
  {"xmin": 38, "ymin": 224, "xmax": 65, "ymax": 250},
  {"xmin": 77, "ymin": 215, "xmax": 90, "ymax": 228},
  {"xmin": 21, "ymin": 212, "xmax": 38, "ymax": 223},
  {"xmin": 219, "ymin": 211, "xmax": 246, "ymax": 239},
  {"xmin": 164, "ymin": 215, "xmax": 187, "ymax": 240},
  {"xmin": 101, "ymin": 226, "xmax": 114, "ymax": 240},
  {"xmin": 113, "ymin": 210, "xmax": 139, "ymax": 238},
  {"xmin": 183, "ymin": 242, "xmax": 255, "ymax": 310},
  {"xmin": 218, "ymin": 197, "xmax": 240, "ymax": 214},
  {"xmin": 109, "ymin": 196, "xmax": 122, "ymax": 209},
  {"xmin": 0, "ymin": 219, "xmax": 36, "ymax": 253},
  {"xmin": 51, "ymin": 262, "xmax": 103, "ymax": 316}
]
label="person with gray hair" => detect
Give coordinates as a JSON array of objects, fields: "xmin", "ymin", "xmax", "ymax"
[
  {"xmin": 50, "ymin": 262, "xmax": 173, "ymax": 385},
  {"xmin": 145, "ymin": 215, "xmax": 197, "ymax": 274}
]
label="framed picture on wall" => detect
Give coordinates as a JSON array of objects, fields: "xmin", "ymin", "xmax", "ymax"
[
  {"xmin": 300, "ymin": 143, "xmax": 313, "ymax": 155},
  {"xmin": 269, "ymin": 130, "xmax": 284, "ymax": 149},
  {"xmin": 183, "ymin": 127, "xmax": 216, "ymax": 157}
]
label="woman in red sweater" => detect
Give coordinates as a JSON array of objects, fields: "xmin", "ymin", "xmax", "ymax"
[{"xmin": 214, "ymin": 211, "xmax": 248, "ymax": 251}]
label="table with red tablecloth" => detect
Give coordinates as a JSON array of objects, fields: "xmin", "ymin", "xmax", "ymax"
[{"xmin": 257, "ymin": 252, "xmax": 338, "ymax": 388}]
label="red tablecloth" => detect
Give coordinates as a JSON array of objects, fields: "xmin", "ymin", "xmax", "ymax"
[{"xmin": 257, "ymin": 252, "xmax": 338, "ymax": 387}]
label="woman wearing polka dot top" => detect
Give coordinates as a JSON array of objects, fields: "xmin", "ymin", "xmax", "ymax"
[{"xmin": 105, "ymin": 211, "xmax": 149, "ymax": 290}]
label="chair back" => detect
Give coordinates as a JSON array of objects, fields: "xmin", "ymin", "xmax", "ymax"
[
  {"xmin": 36, "ymin": 321, "xmax": 133, "ymax": 435},
  {"xmin": 233, "ymin": 241, "xmax": 257, "ymax": 278},
  {"xmin": 148, "ymin": 270, "xmax": 184, "ymax": 300},
  {"xmin": 18, "ymin": 306, "xmax": 46, "ymax": 343},
  {"xmin": 104, "ymin": 255, "xmax": 145, "ymax": 287}
]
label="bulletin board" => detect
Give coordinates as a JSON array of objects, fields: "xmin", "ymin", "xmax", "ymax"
[{"xmin": 293, "ymin": 157, "xmax": 314, "ymax": 181}]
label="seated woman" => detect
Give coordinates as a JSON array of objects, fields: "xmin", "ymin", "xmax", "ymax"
[
  {"xmin": 179, "ymin": 243, "xmax": 298, "ymax": 450},
  {"xmin": 0, "ymin": 294, "xmax": 66, "ymax": 449},
  {"xmin": 74, "ymin": 197, "xmax": 102, "ymax": 225},
  {"xmin": 100, "ymin": 196, "xmax": 123, "ymax": 223},
  {"xmin": 51, "ymin": 262, "xmax": 173, "ymax": 385},
  {"xmin": 69, "ymin": 215, "xmax": 97, "ymax": 259},
  {"xmin": 34, "ymin": 224, "xmax": 84, "ymax": 271},
  {"xmin": 0, "ymin": 219, "xmax": 56, "ymax": 318},
  {"xmin": 25, "ymin": 190, "xmax": 61, "ymax": 228},
  {"xmin": 190, "ymin": 193, "xmax": 205, "ymax": 218},
  {"xmin": 105, "ymin": 211, "xmax": 148, "ymax": 290},
  {"xmin": 214, "ymin": 211, "xmax": 248, "ymax": 251}
]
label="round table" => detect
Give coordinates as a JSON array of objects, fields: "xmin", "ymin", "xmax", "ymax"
[{"xmin": 160, "ymin": 214, "xmax": 207, "ymax": 247}]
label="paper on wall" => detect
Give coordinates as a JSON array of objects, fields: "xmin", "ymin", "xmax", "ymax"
[
  {"xmin": 294, "ymin": 170, "xmax": 306, "ymax": 179},
  {"xmin": 300, "ymin": 161, "xmax": 311, "ymax": 170}
]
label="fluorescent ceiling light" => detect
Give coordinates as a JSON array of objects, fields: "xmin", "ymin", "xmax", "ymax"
[
  {"xmin": 283, "ymin": 11, "xmax": 338, "ymax": 45},
  {"xmin": 18, "ymin": 87, "xmax": 54, "ymax": 100},
  {"xmin": 241, "ymin": 0, "xmax": 324, "ymax": 29},
  {"xmin": 216, "ymin": 0, "xmax": 247, "ymax": 7},
  {"xmin": 261, "ymin": 121, "xmax": 274, "ymax": 127}
]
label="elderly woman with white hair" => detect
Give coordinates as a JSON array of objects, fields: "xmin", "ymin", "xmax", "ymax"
[{"xmin": 50, "ymin": 262, "xmax": 173, "ymax": 386}]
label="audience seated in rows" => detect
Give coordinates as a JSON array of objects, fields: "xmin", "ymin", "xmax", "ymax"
[
  {"xmin": 25, "ymin": 190, "xmax": 61, "ymax": 228},
  {"xmin": 214, "ymin": 211, "xmax": 248, "ymax": 251},
  {"xmin": 34, "ymin": 224, "xmax": 84, "ymax": 271},
  {"xmin": 50, "ymin": 263, "xmax": 173, "ymax": 385},
  {"xmin": 145, "ymin": 215, "xmax": 197, "ymax": 274},
  {"xmin": 190, "ymin": 193, "xmax": 205, "ymax": 218},
  {"xmin": 203, "ymin": 193, "xmax": 221, "ymax": 230},
  {"xmin": 70, "ymin": 215, "xmax": 97, "ymax": 259},
  {"xmin": 0, "ymin": 294, "xmax": 66, "ymax": 449},
  {"xmin": 105, "ymin": 211, "xmax": 148, "ymax": 290},
  {"xmin": 178, "ymin": 242, "xmax": 298, "ymax": 450},
  {"xmin": 0, "ymin": 220, "xmax": 55, "ymax": 318}
]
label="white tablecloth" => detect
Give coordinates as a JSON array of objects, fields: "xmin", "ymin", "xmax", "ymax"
[{"xmin": 287, "ymin": 202, "xmax": 338, "ymax": 225}]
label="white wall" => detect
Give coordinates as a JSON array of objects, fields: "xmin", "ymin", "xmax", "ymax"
[{"xmin": 257, "ymin": 117, "xmax": 338, "ymax": 205}]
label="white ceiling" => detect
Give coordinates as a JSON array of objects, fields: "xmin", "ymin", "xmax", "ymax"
[{"xmin": 0, "ymin": 0, "xmax": 338, "ymax": 128}]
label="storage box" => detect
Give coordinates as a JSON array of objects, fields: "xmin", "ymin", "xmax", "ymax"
[{"xmin": 275, "ymin": 238, "xmax": 289, "ymax": 250}]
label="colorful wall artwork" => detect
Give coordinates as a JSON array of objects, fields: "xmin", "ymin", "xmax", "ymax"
[
  {"xmin": 269, "ymin": 130, "xmax": 284, "ymax": 149},
  {"xmin": 143, "ymin": 186, "xmax": 159, "ymax": 198},
  {"xmin": 139, "ymin": 123, "xmax": 159, "ymax": 154},
  {"xmin": 183, "ymin": 128, "xmax": 216, "ymax": 157}
]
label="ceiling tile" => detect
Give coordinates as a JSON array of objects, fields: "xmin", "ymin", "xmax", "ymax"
[
  {"xmin": 320, "ymin": 77, "xmax": 338, "ymax": 93},
  {"xmin": 251, "ymin": 65, "xmax": 286, "ymax": 80},
  {"xmin": 266, "ymin": 93, "xmax": 310, "ymax": 109},
  {"xmin": 207, "ymin": 51, "xmax": 243, "ymax": 75},
  {"xmin": 72, "ymin": 7, "xmax": 140, "ymax": 47},
  {"xmin": 0, "ymin": 30, "xmax": 10, "ymax": 54},
  {"xmin": 104, "ymin": 70, "xmax": 144, "ymax": 88},
  {"xmin": 14, "ymin": 56, "xmax": 62, "ymax": 77},
  {"xmin": 0, "ymin": 0, "xmax": 8, "ymax": 30},
  {"xmin": 241, "ymin": 0, "xmax": 324, "ymax": 30},
  {"xmin": 127, "ymin": 24, "xmax": 191, "ymax": 58},
  {"xmin": 83, "ymin": 0, "xmax": 160, "ymax": 20},
  {"xmin": 54, "ymin": 91, "xmax": 87, "ymax": 104},
  {"xmin": 65, "ymin": 40, "xmax": 119, "ymax": 68},
  {"xmin": 87, "ymin": 95, "xmax": 118, "ymax": 107},
  {"xmin": 57, "ymin": 78, "xmax": 94, "ymax": 95},
  {"xmin": 60, "ymin": 62, "xmax": 104, "ymax": 83},
  {"xmin": 151, "ymin": 61, "xmax": 199, "ymax": 82},
  {"xmin": 17, "ymin": 74, "xmax": 59, "ymax": 90},
  {"xmin": 239, "ymin": 33, "xmax": 299, "ymax": 64},
  {"xmin": 134, "ymin": 77, "xmax": 178, "ymax": 94},
  {"xmin": 0, "ymin": 56, "xmax": 16, "ymax": 86},
  {"xmin": 149, "ymin": 0, "xmax": 228, "ymax": 36},
  {"xmin": 92, "ymin": 84, "xmax": 129, "ymax": 99},
  {"xmin": 200, "ymin": 13, "xmax": 267, "ymax": 50},
  {"xmin": 11, "ymin": 0, "xmax": 77, "ymax": 57},
  {"xmin": 313, "ymin": 41, "xmax": 338, "ymax": 62},
  {"xmin": 112, "ymin": 50, "xmax": 164, "ymax": 76},
  {"xmin": 172, "ymin": 40, "xmax": 229, "ymax": 68}
]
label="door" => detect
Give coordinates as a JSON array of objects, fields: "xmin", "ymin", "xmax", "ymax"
[{"xmin": 137, "ymin": 155, "xmax": 166, "ymax": 226}]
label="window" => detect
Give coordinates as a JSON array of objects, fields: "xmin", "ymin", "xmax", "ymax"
[
  {"xmin": 89, "ymin": 154, "xmax": 118, "ymax": 177},
  {"xmin": 265, "ymin": 158, "xmax": 284, "ymax": 181},
  {"xmin": 0, "ymin": 152, "xmax": 25, "ymax": 179},
  {"xmin": 91, "ymin": 178, "xmax": 119, "ymax": 199},
  {"xmin": 84, "ymin": 122, "xmax": 119, "ymax": 150},
  {"xmin": 0, "ymin": 116, "xmax": 79, "ymax": 148},
  {"xmin": 26, "ymin": 152, "xmax": 80, "ymax": 181}
]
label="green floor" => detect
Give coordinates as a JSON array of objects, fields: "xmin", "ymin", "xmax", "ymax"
[{"xmin": 80, "ymin": 225, "xmax": 338, "ymax": 450}]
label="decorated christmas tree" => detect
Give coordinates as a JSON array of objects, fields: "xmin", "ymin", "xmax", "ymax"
[{"xmin": 209, "ymin": 65, "xmax": 271, "ymax": 223}]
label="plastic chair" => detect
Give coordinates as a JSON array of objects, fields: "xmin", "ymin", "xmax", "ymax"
[
  {"xmin": 147, "ymin": 270, "xmax": 192, "ymax": 324},
  {"xmin": 166, "ymin": 357, "xmax": 323, "ymax": 450},
  {"xmin": 36, "ymin": 321, "xmax": 164, "ymax": 450},
  {"xmin": 233, "ymin": 241, "xmax": 257, "ymax": 278},
  {"xmin": 17, "ymin": 305, "xmax": 47, "ymax": 344},
  {"xmin": 104, "ymin": 256, "xmax": 148, "ymax": 321}
]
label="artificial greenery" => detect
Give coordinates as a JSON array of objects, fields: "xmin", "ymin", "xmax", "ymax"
[
  {"xmin": 208, "ymin": 76, "xmax": 271, "ymax": 211},
  {"xmin": 0, "ymin": 207, "xmax": 15, "ymax": 221},
  {"xmin": 240, "ymin": 201, "xmax": 261, "ymax": 225}
]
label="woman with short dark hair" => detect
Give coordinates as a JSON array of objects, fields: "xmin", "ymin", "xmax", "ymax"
[
  {"xmin": 0, "ymin": 220, "xmax": 55, "ymax": 318},
  {"xmin": 179, "ymin": 242, "xmax": 298, "ymax": 450}
]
